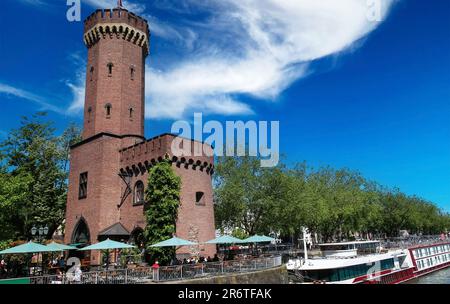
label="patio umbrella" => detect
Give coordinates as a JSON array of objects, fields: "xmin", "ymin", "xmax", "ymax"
[
  {"xmin": 242, "ymin": 235, "xmax": 275, "ymax": 243},
  {"xmin": 0, "ymin": 242, "xmax": 61, "ymax": 277},
  {"xmin": 0, "ymin": 241, "xmax": 60, "ymax": 254},
  {"xmin": 79, "ymin": 239, "xmax": 135, "ymax": 271},
  {"xmin": 150, "ymin": 237, "xmax": 197, "ymax": 248},
  {"xmin": 46, "ymin": 242, "xmax": 77, "ymax": 251},
  {"xmin": 79, "ymin": 239, "xmax": 135, "ymax": 251},
  {"xmin": 205, "ymin": 235, "xmax": 245, "ymax": 261},
  {"xmin": 204, "ymin": 235, "xmax": 245, "ymax": 244},
  {"xmin": 242, "ymin": 235, "xmax": 276, "ymax": 256}
]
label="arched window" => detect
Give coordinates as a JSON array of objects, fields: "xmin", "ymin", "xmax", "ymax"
[
  {"xmin": 107, "ymin": 62, "xmax": 114, "ymax": 76},
  {"xmin": 72, "ymin": 218, "xmax": 90, "ymax": 245},
  {"xmin": 105, "ymin": 103, "xmax": 112, "ymax": 117},
  {"xmin": 129, "ymin": 107, "xmax": 134, "ymax": 119},
  {"xmin": 133, "ymin": 181, "xmax": 144, "ymax": 206},
  {"xmin": 130, "ymin": 228, "xmax": 144, "ymax": 247}
]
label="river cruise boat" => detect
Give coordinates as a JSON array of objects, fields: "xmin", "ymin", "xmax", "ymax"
[{"xmin": 287, "ymin": 240, "xmax": 450, "ymax": 284}]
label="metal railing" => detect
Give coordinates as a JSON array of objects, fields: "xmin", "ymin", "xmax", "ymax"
[
  {"xmin": 28, "ymin": 267, "xmax": 154, "ymax": 284},
  {"xmin": 155, "ymin": 255, "xmax": 282, "ymax": 282},
  {"xmin": 22, "ymin": 255, "xmax": 282, "ymax": 284},
  {"xmin": 381, "ymin": 236, "xmax": 450, "ymax": 250}
]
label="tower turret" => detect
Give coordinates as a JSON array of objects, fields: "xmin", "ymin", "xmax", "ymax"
[{"xmin": 82, "ymin": 7, "xmax": 150, "ymax": 145}]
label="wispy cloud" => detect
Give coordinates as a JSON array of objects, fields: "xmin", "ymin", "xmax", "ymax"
[
  {"xmin": 62, "ymin": 0, "xmax": 396, "ymax": 119},
  {"xmin": 143, "ymin": 0, "xmax": 396, "ymax": 119},
  {"xmin": 17, "ymin": 0, "xmax": 48, "ymax": 6},
  {"xmin": 0, "ymin": 83, "xmax": 65, "ymax": 114},
  {"xmin": 65, "ymin": 53, "xmax": 87, "ymax": 114}
]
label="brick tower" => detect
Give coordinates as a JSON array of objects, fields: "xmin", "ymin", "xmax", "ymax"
[
  {"xmin": 64, "ymin": 4, "xmax": 216, "ymax": 264},
  {"xmin": 82, "ymin": 6, "xmax": 148, "ymax": 147}
]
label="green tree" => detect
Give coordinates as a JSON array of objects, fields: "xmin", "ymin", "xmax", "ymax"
[
  {"xmin": 0, "ymin": 113, "xmax": 81, "ymax": 241},
  {"xmin": 214, "ymin": 155, "xmax": 291, "ymax": 236},
  {"xmin": 143, "ymin": 158, "xmax": 181, "ymax": 265}
]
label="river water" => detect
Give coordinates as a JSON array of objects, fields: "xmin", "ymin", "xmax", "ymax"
[{"xmin": 408, "ymin": 267, "xmax": 450, "ymax": 284}]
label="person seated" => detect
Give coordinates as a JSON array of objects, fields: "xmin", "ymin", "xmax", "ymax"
[{"xmin": 212, "ymin": 254, "xmax": 220, "ymax": 262}]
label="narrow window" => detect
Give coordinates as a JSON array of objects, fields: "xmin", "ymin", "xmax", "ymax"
[
  {"xmin": 133, "ymin": 181, "xmax": 144, "ymax": 205},
  {"xmin": 87, "ymin": 107, "xmax": 92, "ymax": 122},
  {"xmin": 195, "ymin": 191, "xmax": 205, "ymax": 206},
  {"xmin": 105, "ymin": 103, "xmax": 112, "ymax": 117},
  {"xmin": 90, "ymin": 66, "xmax": 94, "ymax": 81},
  {"xmin": 130, "ymin": 66, "xmax": 135, "ymax": 80},
  {"xmin": 79, "ymin": 172, "xmax": 88, "ymax": 200},
  {"xmin": 129, "ymin": 107, "xmax": 134, "ymax": 119},
  {"xmin": 107, "ymin": 62, "xmax": 114, "ymax": 76}
]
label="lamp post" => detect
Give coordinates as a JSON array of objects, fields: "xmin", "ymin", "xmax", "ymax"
[
  {"xmin": 31, "ymin": 226, "xmax": 49, "ymax": 244},
  {"xmin": 30, "ymin": 226, "xmax": 49, "ymax": 276}
]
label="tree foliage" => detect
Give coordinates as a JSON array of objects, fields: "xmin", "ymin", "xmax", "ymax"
[
  {"xmin": 0, "ymin": 113, "xmax": 81, "ymax": 241},
  {"xmin": 143, "ymin": 158, "xmax": 181, "ymax": 265},
  {"xmin": 214, "ymin": 156, "xmax": 450, "ymax": 242}
]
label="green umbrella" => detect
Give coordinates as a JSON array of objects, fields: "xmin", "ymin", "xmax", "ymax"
[
  {"xmin": 0, "ymin": 241, "xmax": 60, "ymax": 254},
  {"xmin": 242, "ymin": 235, "xmax": 276, "ymax": 256},
  {"xmin": 0, "ymin": 241, "xmax": 61, "ymax": 277},
  {"xmin": 205, "ymin": 235, "xmax": 245, "ymax": 261},
  {"xmin": 205, "ymin": 235, "xmax": 245, "ymax": 244},
  {"xmin": 79, "ymin": 239, "xmax": 135, "ymax": 251},
  {"xmin": 242, "ymin": 235, "xmax": 275, "ymax": 243},
  {"xmin": 150, "ymin": 237, "xmax": 197, "ymax": 247},
  {"xmin": 79, "ymin": 239, "xmax": 135, "ymax": 273},
  {"xmin": 46, "ymin": 242, "xmax": 77, "ymax": 251}
]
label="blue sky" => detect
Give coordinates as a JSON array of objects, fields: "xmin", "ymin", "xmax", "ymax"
[{"xmin": 0, "ymin": 0, "xmax": 449, "ymax": 211}]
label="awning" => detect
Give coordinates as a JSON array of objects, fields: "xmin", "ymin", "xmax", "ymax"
[{"xmin": 98, "ymin": 223, "xmax": 130, "ymax": 239}]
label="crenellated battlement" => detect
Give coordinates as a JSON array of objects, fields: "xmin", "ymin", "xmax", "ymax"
[
  {"xmin": 84, "ymin": 8, "xmax": 149, "ymax": 34},
  {"xmin": 119, "ymin": 134, "xmax": 215, "ymax": 177},
  {"xmin": 83, "ymin": 8, "xmax": 150, "ymax": 55}
]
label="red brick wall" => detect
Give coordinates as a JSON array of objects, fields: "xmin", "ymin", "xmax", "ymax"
[
  {"xmin": 82, "ymin": 11, "xmax": 147, "ymax": 142},
  {"xmin": 65, "ymin": 135, "xmax": 217, "ymax": 261}
]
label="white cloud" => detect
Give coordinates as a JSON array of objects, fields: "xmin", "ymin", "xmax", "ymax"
[
  {"xmin": 0, "ymin": 83, "xmax": 65, "ymax": 114},
  {"xmin": 67, "ymin": 0, "xmax": 396, "ymax": 119},
  {"xmin": 17, "ymin": 0, "xmax": 47, "ymax": 6},
  {"xmin": 143, "ymin": 0, "xmax": 395, "ymax": 119},
  {"xmin": 65, "ymin": 53, "xmax": 87, "ymax": 114}
]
